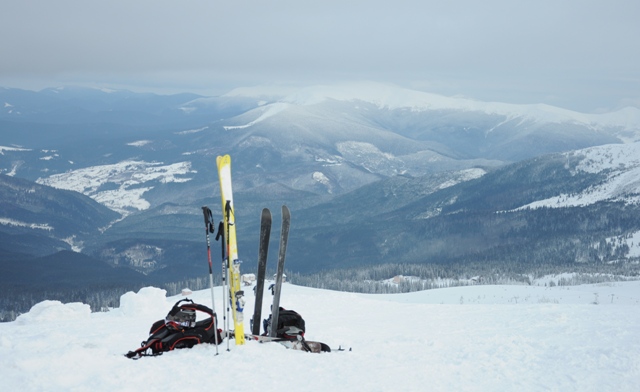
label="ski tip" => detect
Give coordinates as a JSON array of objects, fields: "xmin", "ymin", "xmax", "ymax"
[{"xmin": 216, "ymin": 154, "xmax": 231, "ymax": 168}]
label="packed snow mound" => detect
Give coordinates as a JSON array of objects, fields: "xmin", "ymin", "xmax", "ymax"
[
  {"xmin": 15, "ymin": 300, "xmax": 91, "ymax": 325},
  {"xmin": 118, "ymin": 286, "xmax": 168, "ymax": 317}
]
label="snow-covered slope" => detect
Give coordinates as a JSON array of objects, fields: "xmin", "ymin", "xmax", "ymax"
[
  {"xmin": 1, "ymin": 282, "xmax": 639, "ymax": 391},
  {"xmin": 516, "ymin": 142, "xmax": 640, "ymax": 210},
  {"xmin": 36, "ymin": 160, "xmax": 196, "ymax": 216}
]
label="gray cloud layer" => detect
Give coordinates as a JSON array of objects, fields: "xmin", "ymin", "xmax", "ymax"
[{"xmin": 1, "ymin": 1, "xmax": 639, "ymax": 112}]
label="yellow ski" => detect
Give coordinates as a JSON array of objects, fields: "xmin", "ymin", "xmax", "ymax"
[{"xmin": 216, "ymin": 155, "xmax": 245, "ymax": 345}]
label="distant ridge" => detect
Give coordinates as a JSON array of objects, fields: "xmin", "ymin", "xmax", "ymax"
[{"xmin": 221, "ymin": 82, "xmax": 640, "ymax": 130}]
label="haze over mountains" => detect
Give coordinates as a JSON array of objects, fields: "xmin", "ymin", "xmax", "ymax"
[{"xmin": 2, "ymin": 82, "xmax": 640, "ymax": 318}]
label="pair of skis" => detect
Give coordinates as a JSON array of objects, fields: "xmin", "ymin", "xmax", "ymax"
[
  {"xmin": 251, "ymin": 206, "xmax": 290, "ymax": 337},
  {"xmin": 213, "ymin": 155, "xmax": 246, "ymax": 346},
  {"xmin": 248, "ymin": 207, "xmax": 331, "ymax": 353}
]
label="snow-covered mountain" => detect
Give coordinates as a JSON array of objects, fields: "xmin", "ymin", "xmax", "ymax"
[
  {"xmin": 2, "ymin": 83, "xmax": 640, "ymax": 296},
  {"xmin": 515, "ymin": 143, "xmax": 640, "ymax": 210},
  {"xmin": 1, "ymin": 282, "xmax": 639, "ymax": 391},
  {"xmin": 3, "ymin": 82, "xmax": 639, "ymax": 221},
  {"xmin": 182, "ymin": 82, "xmax": 640, "ymax": 164},
  {"xmin": 221, "ymin": 82, "xmax": 640, "ymax": 131}
]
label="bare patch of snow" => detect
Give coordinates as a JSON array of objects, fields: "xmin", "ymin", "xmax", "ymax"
[
  {"xmin": 0, "ymin": 218, "xmax": 53, "ymax": 231},
  {"xmin": 0, "ymin": 145, "xmax": 31, "ymax": 155},
  {"xmin": 127, "ymin": 140, "xmax": 152, "ymax": 147},
  {"xmin": 175, "ymin": 126, "xmax": 208, "ymax": 135},
  {"xmin": 312, "ymin": 171, "xmax": 331, "ymax": 193},
  {"xmin": 315, "ymin": 156, "xmax": 342, "ymax": 166},
  {"xmin": 62, "ymin": 236, "xmax": 84, "ymax": 252}
]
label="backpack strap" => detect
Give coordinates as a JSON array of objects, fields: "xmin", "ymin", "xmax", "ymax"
[{"xmin": 125, "ymin": 338, "xmax": 165, "ymax": 359}]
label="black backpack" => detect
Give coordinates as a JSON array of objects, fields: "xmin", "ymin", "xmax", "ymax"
[
  {"xmin": 126, "ymin": 299, "xmax": 223, "ymax": 359},
  {"xmin": 263, "ymin": 307, "xmax": 306, "ymax": 340}
]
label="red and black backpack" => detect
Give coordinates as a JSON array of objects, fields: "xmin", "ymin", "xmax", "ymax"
[{"xmin": 126, "ymin": 299, "xmax": 223, "ymax": 359}]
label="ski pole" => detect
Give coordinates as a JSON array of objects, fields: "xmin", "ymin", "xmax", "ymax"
[
  {"xmin": 216, "ymin": 220, "xmax": 231, "ymax": 351},
  {"xmin": 202, "ymin": 206, "xmax": 219, "ymax": 355}
]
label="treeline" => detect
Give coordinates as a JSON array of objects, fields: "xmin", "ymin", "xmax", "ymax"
[
  {"xmin": 3, "ymin": 260, "xmax": 639, "ymax": 322},
  {"xmin": 287, "ymin": 260, "xmax": 640, "ymax": 294}
]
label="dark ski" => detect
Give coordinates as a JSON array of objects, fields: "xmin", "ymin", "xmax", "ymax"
[
  {"xmin": 252, "ymin": 208, "xmax": 271, "ymax": 335},
  {"xmin": 269, "ymin": 205, "xmax": 290, "ymax": 338}
]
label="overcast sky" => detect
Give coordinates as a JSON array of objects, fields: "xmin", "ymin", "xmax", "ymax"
[{"xmin": 1, "ymin": 1, "xmax": 639, "ymax": 112}]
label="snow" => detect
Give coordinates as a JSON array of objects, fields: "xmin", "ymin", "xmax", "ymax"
[
  {"xmin": 0, "ymin": 217, "xmax": 53, "ymax": 231},
  {"xmin": 336, "ymin": 141, "xmax": 402, "ymax": 175},
  {"xmin": 224, "ymin": 82, "xmax": 640, "ymax": 130},
  {"xmin": 223, "ymin": 102, "xmax": 291, "ymax": 130},
  {"xmin": 598, "ymin": 231, "xmax": 640, "ymax": 259},
  {"xmin": 62, "ymin": 236, "xmax": 84, "ymax": 252},
  {"xmin": 126, "ymin": 140, "xmax": 152, "ymax": 147},
  {"xmin": 436, "ymin": 168, "xmax": 486, "ymax": 190},
  {"xmin": 175, "ymin": 126, "xmax": 209, "ymax": 135},
  {"xmin": 624, "ymin": 231, "xmax": 640, "ymax": 258},
  {"xmin": 39, "ymin": 150, "xmax": 59, "ymax": 161},
  {"xmin": 1, "ymin": 282, "xmax": 639, "ymax": 391},
  {"xmin": 36, "ymin": 160, "xmax": 196, "ymax": 216},
  {"xmin": 0, "ymin": 145, "xmax": 31, "ymax": 155},
  {"xmin": 515, "ymin": 143, "xmax": 640, "ymax": 210},
  {"xmin": 312, "ymin": 171, "xmax": 331, "ymax": 188}
]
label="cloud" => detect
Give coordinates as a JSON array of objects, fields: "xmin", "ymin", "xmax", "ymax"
[{"xmin": 1, "ymin": 1, "xmax": 639, "ymax": 112}]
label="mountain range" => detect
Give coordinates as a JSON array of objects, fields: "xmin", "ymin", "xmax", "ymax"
[{"xmin": 2, "ymin": 82, "xmax": 640, "ymax": 315}]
